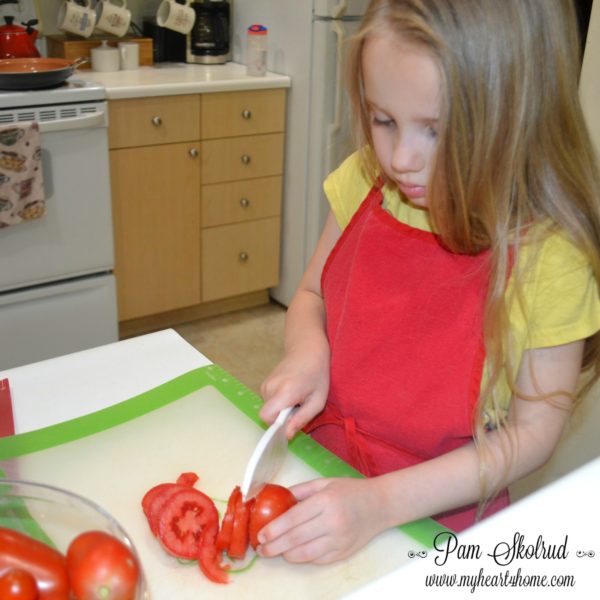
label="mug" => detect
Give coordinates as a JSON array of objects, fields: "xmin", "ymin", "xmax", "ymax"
[
  {"xmin": 96, "ymin": 0, "xmax": 132, "ymax": 38},
  {"xmin": 118, "ymin": 41, "xmax": 139, "ymax": 70},
  {"xmin": 57, "ymin": 0, "xmax": 96, "ymax": 38},
  {"xmin": 156, "ymin": 0, "xmax": 196, "ymax": 35},
  {"xmin": 91, "ymin": 40, "xmax": 120, "ymax": 72}
]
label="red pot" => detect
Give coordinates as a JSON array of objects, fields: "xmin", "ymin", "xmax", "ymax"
[{"xmin": 0, "ymin": 17, "xmax": 40, "ymax": 59}]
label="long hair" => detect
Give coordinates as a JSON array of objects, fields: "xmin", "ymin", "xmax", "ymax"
[{"xmin": 347, "ymin": 0, "xmax": 600, "ymax": 507}]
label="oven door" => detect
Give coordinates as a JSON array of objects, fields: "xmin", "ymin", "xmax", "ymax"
[{"xmin": 0, "ymin": 103, "xmax": 114, "ymax": 292}]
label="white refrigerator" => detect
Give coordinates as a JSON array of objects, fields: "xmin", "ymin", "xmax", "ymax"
[{"xmin": 232, "ymin": 0, "xmax": 370, "ymax": 306}]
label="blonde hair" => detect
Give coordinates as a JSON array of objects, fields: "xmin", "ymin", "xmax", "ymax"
[{"xmin": 347, "ymin": 0, "xmax": 600, "ymax": 507}]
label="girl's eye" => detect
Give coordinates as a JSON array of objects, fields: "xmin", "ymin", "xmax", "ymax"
[
  {"xmin": 425, "ymin": 124, "xmax": 438, "ymax": 140},
  {"xmin": 372, "ymin": 115, "xmax": 393, "ymax": 127}
]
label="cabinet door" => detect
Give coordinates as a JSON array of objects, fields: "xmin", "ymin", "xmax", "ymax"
[{"xmin": 110, "ymin": 142, "xmax": 201, "ymax": 320}]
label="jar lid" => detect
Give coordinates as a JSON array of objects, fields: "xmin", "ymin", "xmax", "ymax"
[{"xmin": 248, "ymin": 24, "xmax": 267, "ymax": 35}]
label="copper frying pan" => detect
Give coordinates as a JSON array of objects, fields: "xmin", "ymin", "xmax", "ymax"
[{"xmin": 0, "ymin": 57, "xmax": 87, "ymax": 90}]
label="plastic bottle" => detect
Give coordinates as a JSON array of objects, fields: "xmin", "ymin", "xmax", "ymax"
[{"xmin": 247, "ymin": 24, "xmax": 268, "ymax": 77}]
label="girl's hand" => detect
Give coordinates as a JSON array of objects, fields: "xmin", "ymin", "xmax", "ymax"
[
  {"xmin": 259, "ymin": 349, "xmax": 330, "ymax": 437},
  {"xmin": 256, "ymin": 478, "xmax": 388, "ymax": 564}
]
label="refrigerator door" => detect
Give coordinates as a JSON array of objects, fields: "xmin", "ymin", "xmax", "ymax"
[
  {"xmin": 303, "ymin": 17, "xmax": 362, "ymax": 267},
  {"xmin": 0, "ymin": 274, "xmax": 118, "ymax": 370},
  {"xmin": 313, "ymin": 0, "xmax": 370, "ymax": 18}
]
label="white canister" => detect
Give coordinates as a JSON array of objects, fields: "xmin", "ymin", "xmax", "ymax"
[
  {"xmin": 118, "ymin": 42, "xmax": 139, "ymax": 70},
  {"xmin": 246, "ymin": 24, "xmax": 268, "ymax": 77},
  {"xmin": 91, "ymin": 40, "xmax": 120, "ymax": 72}
]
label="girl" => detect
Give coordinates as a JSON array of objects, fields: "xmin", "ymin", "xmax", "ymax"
[{"xmin": 257, "ymin": 0, "xmax": 600, "ymax": 564}]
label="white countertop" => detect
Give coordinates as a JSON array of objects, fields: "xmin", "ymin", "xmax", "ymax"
[{"xmin": 79, "ymin": 62, "xmax": 291, "ymax": 99}]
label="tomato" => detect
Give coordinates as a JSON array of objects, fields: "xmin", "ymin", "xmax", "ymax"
[
  {"xmin": 0, "ymin": 569, "xmax": 38, "ymax": 600},
  {"xmin": 156, "ymin": 488, "xmax": 219, "ymax": 559},
  {"xmin": 197, "ymin": 530, "xmax": 229, "ymax": 584},
  {"xmin": 0, "ymin": 527, "xmax": 69, "ymax": 600},
  {"xmin": 141, "ymin": 483, "xmax": 180, "ymax": 535},
  {"xmin": 248, "ymin": 484, "xmax": 297, "ymax": 549},
  {"xmin": 227, "ymin": 493, "xmax": 251, "ymax": 560},
  {"xmin": 175, "ymin": 472, "xmax": 199, "ymax": 487},
  {"xmin": 215, "ymin": 486, "xmax": 240, "ymax": 552},
  {"xmin": 66, "ymin": 531, "xmax": 140, "ymax": 600}
]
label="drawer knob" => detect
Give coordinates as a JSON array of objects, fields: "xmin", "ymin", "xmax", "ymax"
[
  {"xmin": 242, "ymin": 109, "xmax": 252, "ymax": 120},
  {"xmin": 239, "ymin": 251, "xmax": 249, "ymax": 262},
  {"xmin": 189, "ymin": 148, "xmax": 199, "ymax": 158},
  {"xmin": 240, "ymin": 197, "xmax": 250, "ymax": 208},
  {"xmin": 151, "ymin": 116, "xmax": 162, "ymax": 127},
  {"xmin": 241, "ymin": 154, "xmax": 251, "ymax": 165}
]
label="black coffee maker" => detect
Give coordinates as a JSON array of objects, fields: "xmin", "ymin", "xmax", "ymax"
[{"xmin": 187, "ymin": 0, "xmax": 230, "ymax": 65}]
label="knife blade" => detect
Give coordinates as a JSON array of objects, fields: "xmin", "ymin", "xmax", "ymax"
[{"xmin": 240, "ymin": 406, "xmax": 297, "ymax": 501}]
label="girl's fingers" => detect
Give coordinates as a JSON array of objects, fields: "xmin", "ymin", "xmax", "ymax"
[{"xmin": 288, "ymin": 478, "xmax": 330, "ymax": 501}]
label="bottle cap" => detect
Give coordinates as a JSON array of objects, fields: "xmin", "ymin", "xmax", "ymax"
[{"xmin": 248, "ymin": 24, "xmax": 268, "ymax": 35}]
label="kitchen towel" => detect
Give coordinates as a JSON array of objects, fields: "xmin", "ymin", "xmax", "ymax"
[{"xmin": 0, "ymin": 121, "xmax": 46, "ymax": 228}]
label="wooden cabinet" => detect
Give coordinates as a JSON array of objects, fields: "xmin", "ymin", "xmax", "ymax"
[{"xmin": 108, "ymin": 88, "xmax": 285, "ymax": 329}]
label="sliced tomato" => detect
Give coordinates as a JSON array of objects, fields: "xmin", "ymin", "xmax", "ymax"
[
  {"xmin": 176, "ymin": 472, "xmax": 199, "ymax": 487},
  {"xmin": 249, "ymin": 484, "xmax": 297, "ymax": 549},
  {"xmin": 227, "ymin": 493, "xmax": 251, "ymax": 560},
  {"xmin": 198, "ymin": 530, "xmax": 229, "ymax": 584},
  {"xmin": 157, "ymin": 489, "xmax": 219, "ymax": 559},
  {"xmin": 141, "ymin": 483, "xmax": 176, "ymax": 530},
  {"xmin": 143, "ymin": 484, "xmax": 185, "ymax": 536},
  {"xmin": 216, "ymin": 486, "xmax": 240, "ymax": 552}
]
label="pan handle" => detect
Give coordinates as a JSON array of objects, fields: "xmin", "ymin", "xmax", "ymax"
[{"xmin": 72, "ymin": 57, "xmax": 89, "ymax": 70}]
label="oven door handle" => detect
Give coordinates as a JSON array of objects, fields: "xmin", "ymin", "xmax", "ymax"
[{"xmin": 38, "ymin": 111, "xmax": 106, "ymax": 134}]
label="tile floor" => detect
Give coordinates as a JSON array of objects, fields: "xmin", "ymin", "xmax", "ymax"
[{"xmin": 174, "ymin": 301, "xmax": 287, "ymax": 394}]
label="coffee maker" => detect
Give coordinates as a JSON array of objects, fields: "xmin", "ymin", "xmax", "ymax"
[{"xmin": 187, "ymin": 0, "xmax": 231, "ymax": 65}]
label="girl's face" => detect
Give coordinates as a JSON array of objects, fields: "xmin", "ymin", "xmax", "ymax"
[{"xmin": 362, "ymin": 33, "xmax": 441, "ymax": 208}]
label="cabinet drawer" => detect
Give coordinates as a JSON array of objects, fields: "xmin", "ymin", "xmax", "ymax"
[
  {"xmin": 201, "ymin": 133, "xmax": 284, "ymax": 184},
  {"xmin": 201, "ymin": 89, "xmax": 285, "ymax": 139},
  {"xmin": 202, "ymin": 176, "xmax": 281, "ymax": 227},
  {"xmin": 109, "ymin": 95, "xmax": 200, "ymax": 149},
  {"xmin": 202, "ymin": 217, "xmax": 280, "ymax": 302}
]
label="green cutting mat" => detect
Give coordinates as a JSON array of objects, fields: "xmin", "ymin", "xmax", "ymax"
[{"xmin": 0, "ymin": 364, "xmax": 449, "ymax": 547}]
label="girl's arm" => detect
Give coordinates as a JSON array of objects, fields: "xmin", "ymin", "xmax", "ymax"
[
  {"xmin": 257, "ymin": 339, "xmax": 583, "ymax": 564},
  {"xmin": 259, "ymin": 211, "xmax": 342, "ymax": 434}
]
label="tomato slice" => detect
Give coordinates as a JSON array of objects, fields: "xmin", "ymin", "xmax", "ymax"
[
  {"xmin": 227, "ymin": 493, "xmax": 251, "ymax": 560},
  {"xmin": 216, "ymin": 486, "xmax": 240, "ymax": 552},
  {"xmin": 143, "ymin": 484, "xmax": 185, "ymax": 536},
  {"xmin": 157, "ymin": 488, "xmax": 219, "ymax": 559},
  {"xmin": 198, "ymin": 530, "xmax": 229, "ymax": 585},
  {"xmin": 142, "ymin": 483, "xmax": 176, "ymax": 531},
  {"xmin": 176, "ymin": 472, "xmax": 199, "ymax": 487}
]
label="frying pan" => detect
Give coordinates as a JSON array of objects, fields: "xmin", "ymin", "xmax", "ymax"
[{"xmin": 0, "ymin": 57, "xmax": 87, "ymax": 90}]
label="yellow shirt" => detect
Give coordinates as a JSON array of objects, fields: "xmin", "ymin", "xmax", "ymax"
[{"xmin": 324, "ymin": 153, "xmax": 600, "ymax": 423}]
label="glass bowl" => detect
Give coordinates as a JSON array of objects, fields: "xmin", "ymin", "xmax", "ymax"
[{"xmin": 0, "ymin": 478, "xmax": 149, "ymax": 599}]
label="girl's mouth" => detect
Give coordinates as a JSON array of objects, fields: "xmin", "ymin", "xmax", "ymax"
[{"xmin": 398, "ymin": 181, "xmax": 426, "ymax": 200}]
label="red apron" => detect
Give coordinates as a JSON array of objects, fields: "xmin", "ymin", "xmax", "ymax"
[{"xmin": 305, "ymin": 184, "xmax": 509, "ymax": 531}]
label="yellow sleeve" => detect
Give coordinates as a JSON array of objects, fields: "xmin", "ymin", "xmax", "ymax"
[
  {"xmin": 323, "ymin": 152, "xmax": 376, "ymax": 230},
  {"xmin": 515, "ymin": 232, "xmax": 600, "ymax": 348}
]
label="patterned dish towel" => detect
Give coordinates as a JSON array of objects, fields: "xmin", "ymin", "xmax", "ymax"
[{"xmin": 0, "ymin": 121, "xmax": 46, "ymax": 228}]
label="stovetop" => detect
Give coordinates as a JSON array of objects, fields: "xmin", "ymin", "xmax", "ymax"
[{"xmin": 0, "ymin": 78, "xmax": 106, "ymax": 109}]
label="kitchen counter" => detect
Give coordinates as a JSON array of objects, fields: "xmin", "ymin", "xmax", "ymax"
[{"xmin": 78, "ymin": 62, "xmax": 291, "ymax": 99}]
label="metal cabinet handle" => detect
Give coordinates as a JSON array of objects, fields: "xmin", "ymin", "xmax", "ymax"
[
  {"xmin": 239, "ymin": 251, "xmax": 249, "ymax": 262},
  {"xmin": 189, "ymin": 148, "xmax": 199, "ymax": 158},
  {"xmin": 151, "ymin": 116, "xmax": 162, "ymax": 127},
  {"xmin": 241, "ymin": 109, "xmax": 252, "ymax": 120},
  {"xmin": 241, "ymin": 154, "xmax": 251, "ymax": 165},
  {"xmin": 240, "ymin": 197, "xmax": 250, "ymax": 208}
]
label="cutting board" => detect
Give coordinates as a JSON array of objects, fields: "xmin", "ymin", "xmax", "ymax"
[{"xmin": 0, "ymin": 365, "xmax": 446, "ymax": 599}]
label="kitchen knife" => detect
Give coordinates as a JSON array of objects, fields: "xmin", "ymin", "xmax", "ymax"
[{"xmin": 240, "ymin": 406, "xmax": 297, "ymax": 501}]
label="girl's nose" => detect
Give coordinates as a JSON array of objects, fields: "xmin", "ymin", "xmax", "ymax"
[{"xmin": 391, "ymin": 136, "xmax": 424, "ymax": 174}]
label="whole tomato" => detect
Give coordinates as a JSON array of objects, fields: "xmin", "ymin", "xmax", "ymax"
[
  {"xmin": 0, "ymin": 569, "xmax": 39, "ymax": 600},
  {"xmin": 248, "ymin": 484, "xmax": 297, "ymax": 549},
  {"xmin": 0, "ymin": 527, "xmax": 68, "ymax": 600},
  {"xmin": 66, "ymin": 531, "xmax": 140, "ymax": 600}
]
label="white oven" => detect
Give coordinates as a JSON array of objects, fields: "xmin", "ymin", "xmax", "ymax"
[{"xmin": 0, "ymin": 80, "xmax": 118, "ymax": 369}]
